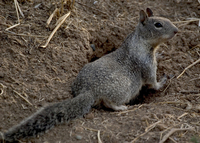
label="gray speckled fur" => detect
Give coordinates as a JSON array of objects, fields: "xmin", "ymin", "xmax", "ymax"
[{"xmin": 0, "ymin": 8, "xmax": 178, "ymax": 142}]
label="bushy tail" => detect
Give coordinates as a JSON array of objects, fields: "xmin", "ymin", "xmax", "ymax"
[{"xmin": 1, "ymin": 91, "xmax": 94, "ymax": 142}]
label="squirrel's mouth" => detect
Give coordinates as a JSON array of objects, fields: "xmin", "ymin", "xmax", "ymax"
[{"xmin": 162, "ymin": 32, "xmax": 177, "ymax": 40}]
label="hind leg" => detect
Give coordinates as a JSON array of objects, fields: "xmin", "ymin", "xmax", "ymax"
[{"xmin": 103, "ymin": 100, "xmax": 127, "ymax": 111}]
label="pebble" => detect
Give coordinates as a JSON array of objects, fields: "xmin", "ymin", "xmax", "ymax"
[
  {"xmin": 75, "ymin": 135, "xmax": 83, "ymax": 140},
  {"xmin": 90, "ymin": 44, "xmax": 95, "ymax": 51}
]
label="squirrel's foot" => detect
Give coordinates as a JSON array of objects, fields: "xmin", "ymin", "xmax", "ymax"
[
  {"xmin": 103, "ymin": 101, "xmax": 128, "ymax": 111},
  {"xmin": 154, "ymin": 75, "xmax": 167, "ymax": 90},
  {"xmin": 112, "ymin": 105, "xmax": 128, "ymax": 111}
]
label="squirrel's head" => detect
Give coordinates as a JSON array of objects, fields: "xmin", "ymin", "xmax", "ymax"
[{"xmin": 137, "ymin": 8, "xmax": 178, "ymax": 47}]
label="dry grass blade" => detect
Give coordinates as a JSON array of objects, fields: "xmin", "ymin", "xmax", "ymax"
[
  {"xmin": 159, "ymin": 127, "xmax": 194, "ymax": 143},
  {"xmin": 97, "ymin": 130, "xmax": 102, "ymax": 143},
  {"xmin": 5, "ymin": 23, "xmax": 20, "ymax": 31},
  {"xmin": 173, "ymin": 19, "xmax": 200, "ymax": 24},
  {"xmin": 0, "ymin": 83, "xmax": 6, "ymax": 96},
  {"xmin": 163, "ymin": 76, "xmax": 174, "ymax": 92},
  {"xmin": 145, "ymin": 120, "xmax": 162, "ymax": 132},
  {"xmin": 14, "ymin": 0, "xmax": 20, "ymax": 23},
  {"xmin": 6, "ymin": 0, "xmax": 23, "ymax": 31},
  {"xmin": 15, "ymin": 0, "xmax": 24, "ymax": 17},
  {"xmin": 13, "ymin": 90, "xmax": 32, "ymax": 106},
  {"xmin": 46, "ymin": 8, "xmax": 59, "ymax": 26},
  {"xmin": 177, "ymin": 58, "xmax": 200, "ymax": 79},
  {"xmin": 4, "ymin": 31, "xmax": 48, "ymax": 38},
  {"xmin": 177, "ymin": 113, "xmax": 188, "ymax": 121},
  {"xmin": 55, "ymin": 13, "xmax": 68, "ymax": 26},
  {"xmin": 41, "ymin": 11, "xmax": 71, "ymax": 48},
  {"xmin": 131, "ymin": 120, "xmax": 161, "ymax": 143},
  {"xmin": 82, "ymin": 126, "xmax": 99, "ymax": 132}
]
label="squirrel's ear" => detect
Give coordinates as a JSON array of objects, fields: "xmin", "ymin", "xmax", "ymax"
[
  {"xmin": 146, "ymin": 8, "xmax": 153, "ymax": 17},
  {"xmin": 139, "ymin": 10, "xmax": 148, "ymax": 25}
]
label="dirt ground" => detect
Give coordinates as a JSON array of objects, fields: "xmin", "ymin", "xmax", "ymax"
[{"xmin": 0, "ymin": 0, "xmax": 200, "ymax": 143}]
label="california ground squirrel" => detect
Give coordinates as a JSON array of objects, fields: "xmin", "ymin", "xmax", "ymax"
[{"xmin": 0, "ymin": 8, "xmax": 178, "ymax": 142}]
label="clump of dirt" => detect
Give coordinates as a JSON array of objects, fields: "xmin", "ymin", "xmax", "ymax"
[{"xmin": 0, "ymin": 0, "xmax": 200, "ymax": 143}]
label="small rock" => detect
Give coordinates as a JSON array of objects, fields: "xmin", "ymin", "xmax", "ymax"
[
  {"xmin": 90, "ymin": 44, "xmax": 95, "ymax": 51},
  {"xmin": 75, "ymin": 135, "xmax": 83, "ymax": 140}
]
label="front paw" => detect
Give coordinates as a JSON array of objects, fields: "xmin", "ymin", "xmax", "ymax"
[{"xmin": 154, "ymin": 75, "xmax": 167, "ymax": 90}]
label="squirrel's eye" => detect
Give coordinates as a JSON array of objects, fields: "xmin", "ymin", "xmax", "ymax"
[{"xmin": 154, "ymin": 22, "xmax": 162, "ymax": 28}]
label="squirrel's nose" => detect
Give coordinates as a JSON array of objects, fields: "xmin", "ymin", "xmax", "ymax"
[{"xmin": 174, "ymin": 28, "xmax": 179, "ymax": 34}]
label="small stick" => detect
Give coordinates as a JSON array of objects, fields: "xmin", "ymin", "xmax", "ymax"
[
  {"xmin": 159, "ymin": 127, "xmax": 194, "ymax": 143},
  {"xmin": 13, "ymin": 90, "xmax": 32, "ymax": 106},
  {"xmin": 97, "ymin": 130, "xmax": 103, "ymax": 143},
  {"xmin": 169, "ymin": 137, "xmax": 177, "ymax": 143},
  {"xmin": 14, "ymin": 0, "xmax": 20, "ymax": 23},
  {"xmin": 117, "ymin": 107, "xmax": 137, "ymax": 115},
  {"xmin": 55, "ymin": 13, "xmax": 68, "ymax": 26},
  {"xmin": 116, "ymin": 104, "xmax": 143, "ymax": 115},
  {"xmin": 173, "ymin": 19, "xmax": 200, "ymax": 24},
  {"xmin": 15, "ymin": 0, "xmax": 24, "ymax": 17},
  {"xmin": 41, "ymin": 11, "xmax": 71, "ymax": 48},
  {"xmin": 6, "ymin": 23, "xmax": 20, "ymax": 31},
  {"xmin": 6, "ymin": 0, "xmax": 22, "ymax": 31},
  {"xmin": 145, "ymin": 120, "xmax": 162, "ymax": 132},
  {"xmin": 0, "ymin": 83, "xmax": 6, "ymax": 96},
  {"xmin": 82, "ymin": 126, "xmax": 99, "ymax": 132},
  {"xmin": 177, "ymin": 58, "xmax": 200, "ymax": 79},
  {"xmin": 131, "ymin": 120, "xmax": 161, "ymax": 143},
  {"xmin": 177, "ymin": 113, "xmax": 188, "ymax": 121},
  {"xmin": 163, "ymin": 76, "xmax": 174, "ymax": 92},
  {"xmin": 46, "ymin": 8, "xmax": 58, "ymax": 26},
  {"xmin": 4, "ymin": 31, "xmax": 48, "ymax": 38}
]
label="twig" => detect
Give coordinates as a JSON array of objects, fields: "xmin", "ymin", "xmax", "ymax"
[
  {"xmin": 116, "ymin": 105, "xmax": 143, "ymax": 115},
  {"xmin": 97, "ymin": 130, "xmax": 102, "ymax": 143},
  {"xmin": 131, "ymin": 120, "xmax": 161, "ymax": 143},
  {"xmin": 41, "ymin": 11, "xmax": 71, "ymax": 48},
  {"xmin": 169, "ymin": 137, "xmax": 177, "ymax": 143},
  {"xmin": 15, "ymin": 0, "xmax": 24, "ymax": 18},
  {"xmin": 6, "ymin": 0, "xmax": 23, "ymax": 31},
  {"xmin": 117, "ymin": 107, "xmax": 137, "ymax": 115},
  {"xmin": 159, "ymin": 128, "xmax": 194, "ymax": 143},
  {"xmin": 145, "ymin": 120, "xmax": 162, "ymax": 132},
  {"xmin": 177, "ymin": 113, "xmax": 188, "ymax": 121},
  {"xmin": 173, "ymin": 19, "xmax": 200, "ymax": 24},
  {"xmin": 0, "ymin": 83, "xmax": 6, "ymax": 96},
  {"xmin": 82, "ymin": 126, "xmax": 99, "ymax": 132},
  {"xmin": 46, "ymin": 8, "xmax": 59, "ymax": 26},
  {"xmin": 14, "ymin": 0, "xmax": 20, "ymax": 23},
  {"xmin": 6, "ymin": 23, "xmax": 20, "ymax": 31},
  {"xmin": 163, "ymin": 76, "xmax": 174, "ymax": 92},
  {"xmin": 13, "ymin": 90, "xmax": 32, "ymax": 106},
  {"xmin": 177, "ymin": 58, "xmax": 200, "ymax": 79},
  {"xmin": 3, "ymin": 31, "xmax": 48, "ymax": 38}
]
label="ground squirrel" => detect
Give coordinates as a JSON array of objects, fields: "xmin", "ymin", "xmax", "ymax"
[{"xmin": 0, "ymin": 8, "xmax": 178, "ymax": 142}]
